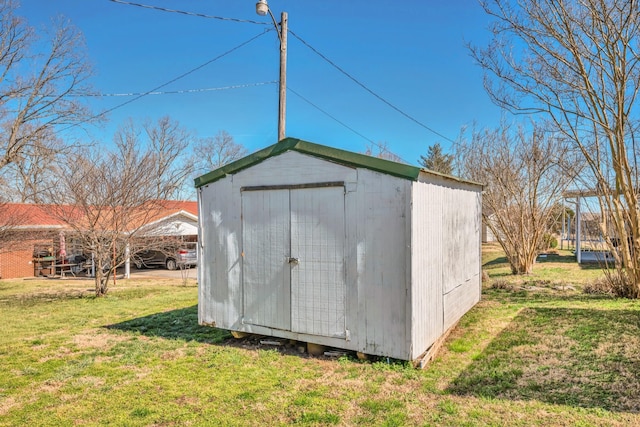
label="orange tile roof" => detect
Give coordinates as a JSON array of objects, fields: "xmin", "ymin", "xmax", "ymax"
[
  {"xmin": 0, "ymin": 201, "xmax": 198, "ymax": 230},
  {"xmin": 156, "ymin": 200, "xmax": 198, "ymax": 216},
  {"xmin": 0, "ymin": 203, "xmax": 66, "ymax": 228}
]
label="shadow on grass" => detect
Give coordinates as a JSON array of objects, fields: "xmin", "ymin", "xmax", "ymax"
[
  {"xmin": 106, "ymin": 305, "xmax": 231, "ymax": 344},
  {"xmin": 0, "ymin": 289, "xmax": 96, "ymax": 306},
  {"xmin": 482, "ymin": 288, "xmax": 618, "ymax": 305},
  {"xmin": 483, "ymin": 256, "xmax": 509, "ymax": 267},
  {"xmin": 105, "ymin": 306, "xmax": 370, "ymax": 362},
  {"xmin": 448, "ymin": 306, "xmax": 640, "ymax": 413},
  {"xmin": 536, "ymin": 252, "xmax": 579, "ymax": 264},
  {"xmin": 540, "ymin": 252, "xmax": 608, "ymax": 270},
  {"xmin": 485, "ymin": 252, "xmax": 605, "ymax": 271}
]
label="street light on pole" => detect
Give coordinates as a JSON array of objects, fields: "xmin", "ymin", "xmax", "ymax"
[{"xmin": 256, "ymin": 0, "xmax": 287, "ymax": 142}]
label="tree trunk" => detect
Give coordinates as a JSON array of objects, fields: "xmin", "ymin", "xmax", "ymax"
[{"xmin": 94, "ymin": 261, "xmax": 109, "ymax": 297}]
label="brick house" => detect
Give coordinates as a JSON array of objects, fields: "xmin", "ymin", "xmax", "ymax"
[{"xmin": 0, "ymin": 201, "xmax": 198, "ymax": 280}]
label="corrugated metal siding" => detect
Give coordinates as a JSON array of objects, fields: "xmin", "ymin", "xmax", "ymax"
[
  {"xmin": 440, "ymin": 183, "xmax": 480, "ymax": 294},
  {"xmin": 411, "ymin": 174, "xmax": 482, "ymax": 357},
  {"xmin": 231, "ymin": 151, "xmax": 358, "ymax": 189},
  {"xmin": 441, "ymin": 182, "xmax": 482, "ymax": 331},
  {"xmin": 410, "ymin": 180, "xmax": 445, "ymax": 358},
  {"xmin": 350, "ymin": 169, "xmax": 411, "ymax": 359}
]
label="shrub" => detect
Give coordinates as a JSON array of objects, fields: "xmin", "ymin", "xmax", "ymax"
[
  {"xmin": 583, "ymin": 277, "xmax": 614, "ymax": 295},
  {"xmin": 542, "ymin": 233, "xmax": 558, "ymax": 250},
  {"xmin": 491, "ymin": 279, "xmax": 514, "ymax": 291},
  {"xmin": 584, "ymin": 272, "xmax": 637, "ymax": 298},
  {"xmin": 482, "ymin": 270, "xmax": 490, "ymax": 282}
]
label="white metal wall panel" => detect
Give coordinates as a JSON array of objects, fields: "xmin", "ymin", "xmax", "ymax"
[
  {"xmin": 413, "ymin": 174, "xmax": 482, "ymax": 340},
  {"xmin": 290, "ymin": 186, "xmax": 346, "ymax": 338},
  {"xmin": 443, "ymin": 277, "xmax": 480, "ymax": 331},
  {"xmin": 232, "ymin": 151, "xmax": 358, "ymax": 189},
  {"xmin": 241, "ymin": 190, "xmax": 291, "ymax": 330},
  {"xmin": 198, "ymin": 176, "xmax": 242, "ymax": 329},
  {"xmin": 410, "ymin": 180, "xmax": 445, "ymax": 358},
  {"xmin": 351, "ymin": 169, "xmax": 411, "ymax": 359},
  {"xmin": 441, "ymin": 183, "xmax": 482, "ymax": 331}
]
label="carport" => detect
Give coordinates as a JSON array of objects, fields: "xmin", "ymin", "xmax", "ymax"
[{"xmin": 125, "ymin": 206, "xmax": 199, "ymax": 277}]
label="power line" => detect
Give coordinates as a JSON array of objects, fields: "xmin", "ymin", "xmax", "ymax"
[
  {"xmin": 107, "ymin": 0, "xmax": 267, "ymax": 25},
  {"xmin": 88, "ymin": 2, "xmax": 451, "ymax": 158},
  {"xmin": 81, "ymin": 81, "xmax": 277, "ymax": 97},
  {"xmin": 289, "ymin": 30, "xmax": 456, "ymax": 144},
  {"xmin": 60, "ymin": 30, "xmax": 269, "ymax": 132},
  {"xmin": 108, "ymin": 0, "xmax": 453, "ymax": 146},
  {"xmin": 288, "ymin": 86, "xmax": 409, "ymax": 164}
]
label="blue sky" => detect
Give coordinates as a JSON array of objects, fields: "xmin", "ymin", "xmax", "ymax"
[{"xmin": 17, "ymin": 0, "xmax": 503, "ymax": 166}]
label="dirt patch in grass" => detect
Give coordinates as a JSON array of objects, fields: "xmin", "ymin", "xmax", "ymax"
[
  {"xmin": 72, "ymin": 331, "xmax": 131, "ymax": 350},
  {"xmin": 38, "ymin": 380, "xmax": 65, "ymax": 394},
  {"xmin": 160, "ymin": 347, "xmax": 188, "ymax": 361},
  {"xmin": 72, "ymin": 376, "xmax": 106, "ymax": 388},
  {"xmin": 0, "ymin": 396, "xmax": 17, "ymax": 416},
  {"xmin": 38, "ymin": 346, "xmax": 74, "ymax": 363}
]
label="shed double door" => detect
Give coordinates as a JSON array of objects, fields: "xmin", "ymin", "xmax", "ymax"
[{"xmin": 241, "ymin": 185, "xmax": 346, "ymax": 338}]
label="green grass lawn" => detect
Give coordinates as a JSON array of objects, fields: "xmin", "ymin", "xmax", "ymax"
[{"xmin": 1, "ymin": 249, "xmax": 639, "ymax": 426}]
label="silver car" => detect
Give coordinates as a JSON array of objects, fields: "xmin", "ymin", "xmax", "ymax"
[
  {"xmin": 176, "ymin": 242, "xmax": 198, "ymax": 268},
  {"xmin": 133, "ymin": 242, "xmax": 198, "ymax": 270}
]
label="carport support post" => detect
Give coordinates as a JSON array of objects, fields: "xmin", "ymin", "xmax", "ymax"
[
  {"xmin": 124, "ymin": 243, "xmax": 130, "ymax": 279},
  {"xmin": 561, "ymin": 203, "xmax": 565, "ymax": 250},
  {"xmin": 90, "ymin": 253, "xmax": 95, "ymax": 277},
  {"xmin": 576, "ymin": 196, "xmax": 582, "ymax": 264}
]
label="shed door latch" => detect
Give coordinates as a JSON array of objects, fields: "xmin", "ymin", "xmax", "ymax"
[{"xmin": 288, "ymin": 257, "xmax": 299, "ymax": 265}]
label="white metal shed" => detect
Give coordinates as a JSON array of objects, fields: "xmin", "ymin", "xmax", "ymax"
[{"xmin": 195, "ymin": 138, "xmax": 483, "ymax": 362}]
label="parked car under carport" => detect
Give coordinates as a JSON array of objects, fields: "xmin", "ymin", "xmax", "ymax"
[{"xmin": 132, "ymin": 242, "xmax": 197, "ymax": 270}]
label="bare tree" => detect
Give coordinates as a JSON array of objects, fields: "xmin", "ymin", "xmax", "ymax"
[
  {"xmin": 0, "ymin": 203, "xmax": 34, "ymax": 253},
  {"xmin": 193, "ymin": 130, "xmax": 247, "ymax": 175},
  {"xmin": 113, "ymin": 117, "xmax": 195, "ymax": 200},
  {"xmin": 0, "ymin": 0, "xmax": 94, "ymax": 172},
  {"xmin": 5, "ymin": 126, "xmax": 64, "ymax": 202},
  {"xmin": 458, "ymin": 121, "xmax": 579, "ymax": 274},
  {"xmin": 145, "ymin": 116, "xmax": 194, "ymax": 199},
  {"xmin": 50, "ymin": 138, "xmax": 175, "ymax": 296},
  {"xmin": 363, "ymin": 141, "xmax": 404, "ymax": 163},
  {"xmin": 472, "ymin": 0, "xmax": 640, "ymax": 296}
]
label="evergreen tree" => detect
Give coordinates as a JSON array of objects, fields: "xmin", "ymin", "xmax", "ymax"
[{"xmin": 419, "ymin": 143, "xmax": 453, "ymax": 174}]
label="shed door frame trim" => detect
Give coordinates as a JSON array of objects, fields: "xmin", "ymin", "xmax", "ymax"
[
  {"xmin": 241, "ymin": 181, "xmax": 345, "ymax": 192},
  {"xmin": 240, "ymin": 184, "xmax": 347, "ymax": 338}
]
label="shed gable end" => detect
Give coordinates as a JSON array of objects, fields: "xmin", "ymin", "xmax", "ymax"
[{"xmin": 194, "ymin": 138, "xmax": 422, "ymax": 188}]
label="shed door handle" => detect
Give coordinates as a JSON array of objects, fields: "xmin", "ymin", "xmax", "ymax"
[{"xmin": 288, "ymin": 257, "xmax": 299, "ymax": 265}]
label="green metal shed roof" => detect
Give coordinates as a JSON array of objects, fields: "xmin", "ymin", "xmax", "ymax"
[{"xmin": 194, "ymin": 138, "xmax": 424, "ymax": 188}]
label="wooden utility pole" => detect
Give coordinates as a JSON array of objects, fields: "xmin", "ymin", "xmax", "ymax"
[{"xmin": 278, "ymin": 12, "xmax": 287, "ymax": 142}]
